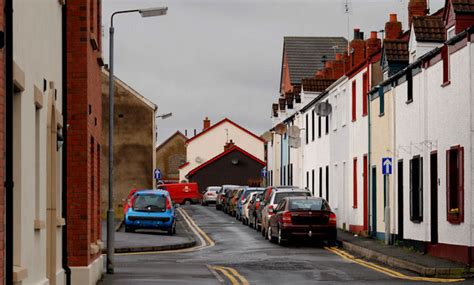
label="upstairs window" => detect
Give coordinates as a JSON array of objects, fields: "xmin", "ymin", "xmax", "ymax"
[
  {"xmin": 352, "ymin": 80, "xmax": 357, "ymax": 122},
  {"xmin": 379, "ymin": 88, "xmax": 384, "ymax": 116},
  {"xmin": 305, "ymin": 114, "xmax": 309, "ymax": 144},
  {"xmin": 362, "ymin": 72, "xmax": 368, "ymax": 116},
  {"xmin": 318, "ymin": 116, "xmax": 322, "ymax": 138},
  {"xmin": 325, "ymin": 116, "xmax": 329, "ymax": 134},
  {"xmin": 442, "ymin": 45, "xmax": 450, "ymax": 86},
  {"xmin": 409, "ymin": 156, "xmax": 423, "ymax": 223},
  {"xmin": 407, "ymin": 69, "xmax": 413, "ymax": 103},
  {"xmin": 311, "ymin": 110, "xmax": 315, "ymax": 141},
  {"xmin": 446, "ymin": 146, "xmax": 464, "ymax": 224}
]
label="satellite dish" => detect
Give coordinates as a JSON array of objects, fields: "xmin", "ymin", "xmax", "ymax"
[
  {"xmin": 315, "ymin": 102, "xmax": 332, "ymax": 117},
  {"xmin": 287, "ymin": 126, "xmax": 301, "ymax": 138},
  {"xmin": 274, "ymin": 123, "xmax": 287, "ymax": 135},
  {"xmin": 289, "ymin": 137, "xmax": 301, "ymax": 148},
  {"xmin": 195, "ymin": 156, "xmax": 203, "ymax": 163},
  {"xmin": 261, "ymin": 131, "xmax": 273, "ymax": 142}
]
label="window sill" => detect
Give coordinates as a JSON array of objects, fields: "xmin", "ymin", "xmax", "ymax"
[
  {"xmin": 352, "ymin": 206, "xmax": 358, "ymax": 209},
  {"xmin": 351, "ymin": 119, "xmax": 357, "ymax": 123},
  {"xmin": 362, "ymin": 113, "xmax": 368, "ymax": 117},
  {"xmin": 441, "ymin": 80, "xmax": 451, "ymax": 88},
  {"xmin": 406, "ymin": 99, "xmax": 413, "ymax": 104},
  {"xmin": 378, "ymin": 113, "xmax": 385, "ymax": 117},
  {"xmin": 410, "ymin": 219, "xmax": 422, "ymax": 224}
]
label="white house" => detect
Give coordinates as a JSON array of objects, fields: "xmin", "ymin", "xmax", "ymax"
[{"xmin": 12, "ymin": 1, "xmax": 65, "ymax": 284}]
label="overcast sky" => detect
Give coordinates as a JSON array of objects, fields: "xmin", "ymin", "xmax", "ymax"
[{"xmin": 102, "ymin": 0, "xmax": 444, "ymax": 144}]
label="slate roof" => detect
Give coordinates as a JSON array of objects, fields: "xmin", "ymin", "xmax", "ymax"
[
  {"xmin": 413, "ymin": 16, "xmax": 446, "ymax": 42},
  {"xmin": 452, "ymin": 0, "xmax": 474, "ymax": 13},
  {"xmin": 301, "ymin": 78, "xmax": 335, "ymax": 92},
  {"xmin": 383, "ymin": 39, "xmax": 409, "ymax": 62},
  {"xmin": 283, "ymin": 37, "xmax": 347, "ymax": 85}
]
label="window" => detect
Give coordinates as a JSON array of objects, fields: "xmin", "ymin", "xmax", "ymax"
[
  {"xmin": 318, "ymin": 116, "xmax": 322, "ymax": 138},
  {"xmin": 362, "ymin": 72, "xmax": 368, "ymax": 116},
  {"xmin": 333, "ymin": 95, "xmax": 338, "ymax": 131},
  {"xmin": 289, "ymin": 164, "xmax": 293, "ymax": 185},
  {"xmin": 379, "ymin": 88, "xmax": 384, "ymax": 116},
  {"xmin": 442, "ymin": 45, "xmax": 450, "ymax": 85},
  {"xmin": 283, "ymin": 166, "xmax": 286, "ymax": 186},
  {"xmin": 447, "ymin": 26, "xmax": 455, "ymax": 40},
  {"xmin": 325, "ymin": 115, "xmax": 329, "ymax": 134},
  {"xmin": 446, "ymin": 146, "xmax": 464, "ymax": 224},
  {"xmin": 341, "ymin": 89, "xmax": 347, "ymax": 126},
  {"xmin": 311, "ymin": 110, "xmax": 315, "ymax": 141},
  {"xmin": 407, "ymin": 69, "xmax": 413, "ymax": 103},
  {"xmin": 353, "ymin": 157, "xmax": 358, "ymax": 208},
  {"xmin": 326, "ymin": 165, "xmax": 329, "ymax": 202},
  {"xmin": 306, "ymin": 171, "xmax": 309, "ymax": 189},
  {"xmin": 312, "ymin": 169, "xmax": 315, "ymax": 195},
  {"xmin": 319, "ymin": 167, "xmax": 323, "ymax": 197},
  {"xmin": 305, "ymin": 114, "xmax": 309, "ymax": 144},
  {"xmin": 351, "ymin": 80, "xmax": 357, "ymax": 122},
  {"xmin": 409, "ymin": 156, "xmax": 423, "ymax": 223}
]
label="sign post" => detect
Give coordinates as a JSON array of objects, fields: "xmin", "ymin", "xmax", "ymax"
[
  {"xmin": 154, "ymin": 169, "xmax": 162, "ymax": 189},
  {"xmin": 261, "ymin": 167, "xmax": 268, "ymax": 187},
  {"xmin": 382, "ymin": 157, "xmax": 392, "ymax": 245}
]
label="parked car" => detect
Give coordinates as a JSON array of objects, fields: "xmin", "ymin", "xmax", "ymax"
[
  {"xmin": 216, "ymin": 185, "xmax": 239, "ymax": 211},
  {"xmin": 124, "ymin": 190, "xmax": 177, "ymax": 235},
  {"xmin": 223, "ymin": 186, "xmax": 240, "ymax": 214},
  {"xmin": 267, "ymin": 197, "xmax": 337, "ymax": 245},
  {"xmin": 248, "ymin": 193, "xmax": 263, "ymax": 230},
  {"xmin": 226, "ymin": 188, "xmax": 240, "ymax": 216},
  {"xmin": 236, "ymin": 187, "xmax": 265, "ymax": 221},
  {"xmin": 260, "ymin": 187, "xmax": 311, "ymax": 238},
  {"xmin": 157, "ymin": 183, "xmax": 200, "ymax": 205},
  {"xmin": 242, "ymin": 191, "xmax": 263, "ymax": 225},
  {"xmin": 202, "ymin": 186, "xmax": 221, "ymax": 205},
  {"xmin": 123, "ymin": 188, "xmax": 140, "ymax": 216}
]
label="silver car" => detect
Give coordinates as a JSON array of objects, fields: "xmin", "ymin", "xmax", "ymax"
[{"xmin": 202, "ymin": 186, "xmax": 221, "ymax": 205}]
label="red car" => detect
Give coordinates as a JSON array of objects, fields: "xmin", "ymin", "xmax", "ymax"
[
  {"xmin": 267, "ymin": 197, "xmax": 337, "ymax": 245},
  {"xmin": 157, "ymin": 183, "xmax": 200, "ymax": 205},
  {"xmin": 123, "ymin": 188, "xmax": 140, "ymax": 216}
]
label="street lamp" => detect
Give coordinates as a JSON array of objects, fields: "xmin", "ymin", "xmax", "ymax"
[
  {"xmin": 156, "ymin": 112, "xmax": 172, "ymax": 119},
  {"xmin": 107, "ymin": 6, "xmax": 168, "ymax": 274}
]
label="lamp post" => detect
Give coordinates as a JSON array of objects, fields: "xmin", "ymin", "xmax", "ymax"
[{"xmin": 107, "ymin": 6, "xmax": 168, "ymax": 274}]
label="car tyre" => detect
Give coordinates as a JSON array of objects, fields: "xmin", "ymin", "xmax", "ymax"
[
  {"xmin": 268, "ymin": 226, "xmax": 277, "ymax": 243},
  {"xmin": 125, "ymin": 226, "xmax": 135, "ymax": 233},
  {"xmin": 278, "ymin": 227, "xmax": 287, "ymax": 246}
]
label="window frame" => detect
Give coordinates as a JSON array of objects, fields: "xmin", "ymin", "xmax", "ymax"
[
  {"xmin": 409, "ymin": 155, "xmax": 423, "ymax": 223},
  {"xmin": 446, "ymin": 145, "xmax": 464, "ymax": 224},
  {"xmin": 353, "ymin": 157, "xmax": 358, "ymax": 208},
  {"xmin": 351, "ymin": 80, "xmax": 357, "ymax": 122},
  {"xmin": 362, "ymin": 72, "xmax": 368, "ymax": 116}
]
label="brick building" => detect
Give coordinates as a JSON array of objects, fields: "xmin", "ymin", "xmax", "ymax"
[
  {"xmin": 156, "ymin": 131, "xmax": 187, "ymax": 184},
  {"xmin": 66, "ymin": 0, "xmax": 103, "ymax": 284}
]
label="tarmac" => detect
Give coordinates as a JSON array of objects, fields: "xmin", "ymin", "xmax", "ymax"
[{"xmin": 338, "ymin": 229, "xmax": 473, "ymax": 278}]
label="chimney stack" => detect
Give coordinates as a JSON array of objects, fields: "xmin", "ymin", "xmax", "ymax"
[
  {"xmin": 224, "ymin": 139, "xmax": 235, "ymax": 151},
  {"xmin": 203, "ymin": 117, "xmax": 211, "ymax": 131},
  {"xmin": 349, "ymin": 28, "xmax": 366, "ymax": 68},
  {"xmin": 385, "ymin": 14, "xmax": 402, "ymax": 40},
  {"xmin": 408, "ymin": 0, "xmax": 428, "ymax": 28},
  {"xmin": 366, "ymin": 31, "xmax": 381, "ymax": 57}
]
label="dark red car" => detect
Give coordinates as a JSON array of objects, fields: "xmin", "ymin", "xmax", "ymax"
[{"xmin": 267, "ymin": 197, "xmax": 337, "ymax": 245}]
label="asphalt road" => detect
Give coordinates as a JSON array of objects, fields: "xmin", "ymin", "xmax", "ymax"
[{"xmin": 99, "ymin": 205, "xmax": 470, "ymax": 285}]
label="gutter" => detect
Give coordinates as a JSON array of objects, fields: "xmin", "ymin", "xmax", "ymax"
[
  {"xmin": 5, "ymin": 0, "xmax": 13, "ymax": 283},
  {"xmin": 61, "ymin": 3, "xmax": 72, "ymax": 285}
]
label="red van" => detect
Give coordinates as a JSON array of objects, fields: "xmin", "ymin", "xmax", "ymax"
[{"xmin": 157, "ymin": 183, "xmax": 200, "ymax": 205}]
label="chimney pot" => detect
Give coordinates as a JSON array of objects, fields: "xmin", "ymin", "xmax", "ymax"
[
  {"xmin": 203, "ymin": 117, "xmax": 211, "ymax": 131},
  {"xmin": 390, "ymin": 14, "xmax": 397, "ymax": 22},
  {"xmin": 370, "ymin": 31, "xmax": 378, "ymax": 39}
]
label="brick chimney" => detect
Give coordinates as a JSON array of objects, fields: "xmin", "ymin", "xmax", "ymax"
[
  {"xmin": 331, "ymin": 55, "xmax": 346, "ymax": 79},
  {"xmin": 349, "ymin": 28, "xmax": 366, "ymax": 68},
  {"xmin": 366, "ymin": 31, "xmax": 381, "ymax": 57},
  {"xmin": 385, "ymin": 14, "xmax": 402, "ymax": 40},
  {"xmin": 408, "ymin": 0, "xmax": 428, "ymax": 28},
  {"xmin": 224, "ymin": 139, "xmax": 235, "ymax": 151},
  {"xmin": 203, "ymin": 117, "xmax": 211, "ymax": 131}
]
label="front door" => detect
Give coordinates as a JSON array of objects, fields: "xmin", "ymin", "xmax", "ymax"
[
  {"xmin": 397, "ymin": 160, "xmax": 404, "ymax": 241},
  {"xmin": 371, "ymin": 167, "xmax": 377, "ymax": 237},
  {"xmin": 363, "ymin": 155, "xmax": 368, "ymax": 232},
  {"xmin": 430, "ymin": 152, "xmax": 438, "ymax": 244}
]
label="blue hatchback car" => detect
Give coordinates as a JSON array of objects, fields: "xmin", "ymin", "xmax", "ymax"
[{"xmin": 124, "ymin": 190, "xmax": 177, "ymax": 235}]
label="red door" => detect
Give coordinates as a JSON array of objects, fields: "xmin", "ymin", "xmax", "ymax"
[{"xmin": 363, "ymin": 154, "xmax": 368, "ymax": 231}]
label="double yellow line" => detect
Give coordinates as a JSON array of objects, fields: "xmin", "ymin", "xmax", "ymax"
[
  {"xmin": 325, "ymin": 246, "xmax": 464, "ymax": 283},
  {"xmin": 209, "ymin": 265, "xmax": 250, "ymax": 285}
]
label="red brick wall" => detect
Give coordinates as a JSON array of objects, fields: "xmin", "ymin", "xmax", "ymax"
[
  {"xmin": 66, "ymin": 0, "xmax": 102, "ymax": 267},
  {"xmin": 0, "ymin": 0, "xmax": 5, "ymax": 283}
]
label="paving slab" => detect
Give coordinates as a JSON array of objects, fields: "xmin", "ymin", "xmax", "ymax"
[{"xmin": 338, "ymin": 229, "xmax": 472, "ymax": 278}]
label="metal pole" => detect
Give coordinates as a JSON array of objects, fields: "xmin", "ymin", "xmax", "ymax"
[
  {"xmin": 106, "ymin": 24, "xmax": 115, "ymax": 274},
  {"xmin": 384, "ymin": 174, "xmax": 390, "ymax": 245}
]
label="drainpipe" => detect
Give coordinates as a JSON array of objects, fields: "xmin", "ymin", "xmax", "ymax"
[
  {"xmin": 61, "ymin": 3, "xmax": 72, "ymax": 285},
  {"xmin": 5, "ymin": 0, "xmax": 14, "ymax": 283}
]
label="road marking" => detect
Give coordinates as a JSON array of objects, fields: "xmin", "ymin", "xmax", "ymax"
[
  {"xmin": 115, "ymin": 207, "xmax": 215, "ymax": 256},
  {"xmin": 210, "ymin": 266, "xmax": 249, "ymax": 285},
  {"xmin": 207, "ymin": 265, "xmax": 225, "ymax": 283},
  {"xmin": 325, "ymin": 247, "xmax": 465, "ymax": 283}
]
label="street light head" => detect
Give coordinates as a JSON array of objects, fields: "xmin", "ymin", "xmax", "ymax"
[
  {"xmin": 157, "ymin": 112, "xmax": 172, "ymax": 119},
  {"xmin": 139, "ymin": 7, "xmax": 168, "ymax": 17}
]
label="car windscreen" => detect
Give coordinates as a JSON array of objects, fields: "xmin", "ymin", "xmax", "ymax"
[
  {"xmin": 274, "ymin": 192, "xmax": 310, "ymax": 204},
  {"xmin": 132, "ymin": 194, "xmax": 167, "ymax": 212},
  {"xmin": 289, "ymin": 199, "xmax": 331, "ymax": 211},
  {"xmin": 243, "ymin": 189, "xmax": 263, "ymax": 199}
]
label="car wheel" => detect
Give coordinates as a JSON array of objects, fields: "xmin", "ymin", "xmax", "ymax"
[
  {"xmin": 278, "ymin": 228, "xmax": 287, "ymax": 246},
  {"xmin": 168, "ymin": 221, "xmax": 176, "ymax": 235},
  {"xmin": 261, "ymin": 226, "xmax": 266, "ymax": 237},
  {"xmin": 253, "ymin": 217, "xmax": 257, "ymax": 230},
  {"xmin": 268, "ymin": 226, "xmax": 277, "ymax": 243},
  {"xmin": 125, "ymin": 226, "xmax": 135, "ymax": 233}
]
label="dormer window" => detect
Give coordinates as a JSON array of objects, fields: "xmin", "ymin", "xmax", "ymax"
[{"xmin": 447, "ymin": 26, "xmax": 455, "ymax": 40}]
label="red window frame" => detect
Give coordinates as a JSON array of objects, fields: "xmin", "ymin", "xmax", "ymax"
[
  {"xmin": 446, "ymin": 145, "xmax": 464, "ymax": 224},
  {"xmin": 352, "ymin": 80, "xmax": 357, "ymax": 122},
  {"xmin": 442, "ymin": 45, "xmax": 450, "ymax": 86},
  {"xmin": 353, "ymin": 157, "xmax": 358, "ymax": 208},
  {"xmin": 362, "ymin": 72, "xmax": 368, "ymax": 116}
]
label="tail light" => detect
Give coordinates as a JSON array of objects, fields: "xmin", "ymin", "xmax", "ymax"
[
  {"xmin": 166, "ymin": 198, "xmax": 172, "ymax": 210},
  {"xmin": 282, "ymin": 211, "xmax": 292, "ymax": 224},
  {"xmin": 329, "ymin": 213, "xmax": 336, "ymax": 226},
  {"xmin": 268, "ymin": 205, "xmax": 274, "ymax": 215}
]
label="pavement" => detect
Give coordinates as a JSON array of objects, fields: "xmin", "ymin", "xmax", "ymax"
[
  {"xmin": 338, "ymin": 230, "xmax": 472, "ymax": 278},
  {"xmin": 101, "ymin": 213, "xmax": 196, "ymax": 253},
  {"xmin": 98, "ymin": 205, "xmax": 473, "ymax": 284}
]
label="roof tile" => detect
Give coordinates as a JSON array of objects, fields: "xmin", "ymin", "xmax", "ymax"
[{"xmin": 413, "ymin": 16, "xmax": 446, "ymax": 42}]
